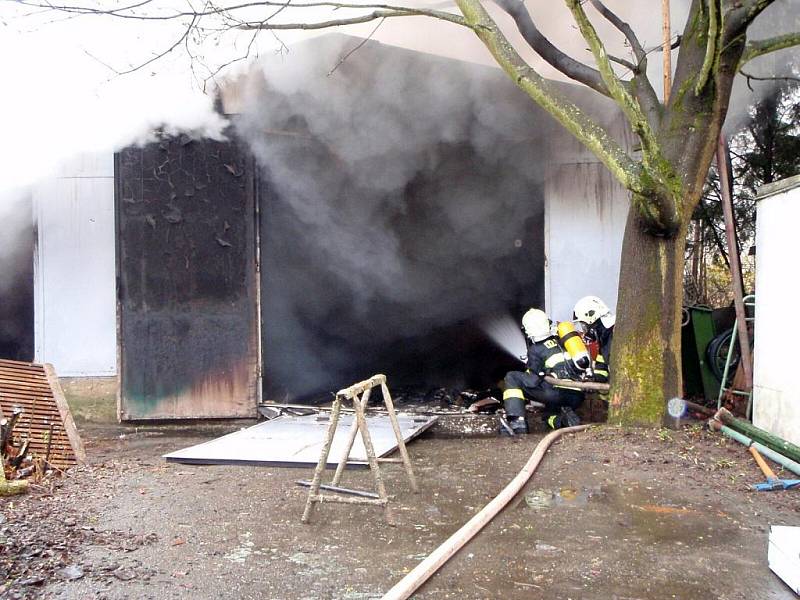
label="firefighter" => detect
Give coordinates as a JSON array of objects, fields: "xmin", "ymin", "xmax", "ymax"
[
  {"xmin": 501, "ymin": 308, "xmax": 583, "ymax": 434},
  {"xmin": 573, "ymin": 295, "xmax": 615, "ymax": 364}
]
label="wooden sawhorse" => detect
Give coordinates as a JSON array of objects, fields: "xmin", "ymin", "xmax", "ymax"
[{"xmin": 301, "ymin": 374, "xmax": 418, "ymax": 523}]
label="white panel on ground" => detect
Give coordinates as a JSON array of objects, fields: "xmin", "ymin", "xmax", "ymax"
[
  {"xmin": 753, "ymin": 176, "xmax": 800, "ymax": 446},
  {"xmin": 544, "ymin": 162, "xmax": 629, "ymax": 322},
  {"xmin": 163, "ymin": 413, "xmax": 438, "ymax": 467},
  {"xmin": 768, "ymin": 526, "xmax": 800, "ymax": 594},
  {"xmin": 33, "ymin": 153, "xmax": 116, "ymax": 376}
]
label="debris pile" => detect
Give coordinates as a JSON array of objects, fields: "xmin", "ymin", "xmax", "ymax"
[
  {"xmin": 0, "ymin": 359, "xmax": 85, "ymax": 493},
  {"xmin": 259, "ymin": 386, "xmax": 507, "ymax": 438},
  {"xmin": 1, "ymin": 409, "xmax": 60, "ymax": 494}
]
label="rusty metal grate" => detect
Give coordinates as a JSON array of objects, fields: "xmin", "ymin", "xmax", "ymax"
[{"xmin": 0, "ymin": 359, "xmax": 85, "ymax": 470}]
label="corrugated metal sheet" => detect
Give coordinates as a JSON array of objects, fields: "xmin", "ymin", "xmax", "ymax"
[
  {"xmin": 0, "ymin": 359, "xmax": 85, "ymax": 469},
  {"xmin": 163, "ymin": 413, "xmax": 437, "ymax": 467}
]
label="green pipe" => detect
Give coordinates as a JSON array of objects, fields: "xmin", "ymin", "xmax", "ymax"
[
  {"xmin": 752, "ymin": 442, "xmax": 800, "ymax": 478},
  {"xmin": 715, "ymin": 408, "xmax": 800, "ymax": 464},
  {"xmin": 719, "ymin": 424, "xmax": 752, "ymax": 447},
  {"xmin": 711, "ymin": 421, "xmax": 800, "ymax": 477}
]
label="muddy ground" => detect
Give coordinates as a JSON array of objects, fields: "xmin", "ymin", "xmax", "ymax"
[{"xmin": 2, "ymin": 417, "xmax": 799, "ymax": 599}]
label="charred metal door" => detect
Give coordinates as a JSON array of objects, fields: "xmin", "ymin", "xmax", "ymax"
[{"xmin": 115, "ymin": 135, "xmax": 259, "ymax": 420}]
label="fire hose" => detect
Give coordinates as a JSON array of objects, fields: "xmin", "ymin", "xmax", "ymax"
[
  {"xmin": 380, "ymin": 424, "xmax": 589, "ymax": 600},
  {"xmin": 543, "ymin": 376, "xmax": 609, "ymax": 392}
]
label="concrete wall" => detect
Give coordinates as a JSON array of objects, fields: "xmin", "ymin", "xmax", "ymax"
[
  {"xmin": 752, "ymin": 175, "xmax": 800, "ymax": 446},
  {"xmin": 33, "ymin": 153, "xmax": 117, "ymax": 377}
]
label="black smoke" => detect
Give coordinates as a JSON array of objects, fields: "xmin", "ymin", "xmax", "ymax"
[
  {"xmin": 0, "ymin": 190, "xmax": 34, "ymax": 362},
  {"xmin": 236, "ymin": 36, "xmax": 556, "ymax": 399}
]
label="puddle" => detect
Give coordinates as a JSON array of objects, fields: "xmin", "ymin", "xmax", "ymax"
[
  {"xmin": 523, "ymin": 483, "xmax": 727, "ymax": 547},
  {"xmin": 524, "ymin": 485, "xmax": 605, "ymax": 509}
]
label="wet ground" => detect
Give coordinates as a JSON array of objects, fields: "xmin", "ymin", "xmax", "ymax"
[{"xmin": 2, "ymin": 419, "xmax": 799, "ymax": 599}]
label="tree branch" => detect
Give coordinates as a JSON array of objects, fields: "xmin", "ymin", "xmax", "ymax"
[
  {"xmin": 608, "ymin": 54, "xmax": 637, "ymax": 72},
  {"xmin": 454, "ymin": 0, "xmax": 644, "ymax": 196},
  {"xmin": 238, "ymin": 7, "xmax": 468, "ymax": 30},
  {"xmin": 695, "ymin": 0, "xmax": 719, "ymax": 95},
  {"xmin": 563, "ymin": 0, "xmax": 680, "ymax": 232},
  {"xmin": 739, "ymin": 31, "xmax": 800, "ymax": 67},
  {"xmin": 11, "ymin": 0, "xmax": 466, "ymax": 26},
  {"xmin": 327, "ymin": 16, "xmax": 385, "ymax": 76},
  {"xmin": 739, "ymin": 68, "xmax": 800, "ymax": 91},
  {"xmin": 724, "ymin": 0, "xmax": 779, "ymax": 38},
  {"xmin": 587, "ymin": 0, "xmax": 646, "ymax": 67},
  {"xmin": 563, "ymin": 5, "xmax": 664, "ymax": 160},
  {"xmin": 492, "ymin": 0, "xmax": 608, "ymax": 96},
  {"xmin": 563, "ymin": 0, "xmax": 658, "ymax": 147},
  {"xmin": 583, "ymin": 0, "xmax": 662, "ymax": 123},
  {"xmin": 119, "ymin": 14, "xmax": 198, "ymax": 75}
]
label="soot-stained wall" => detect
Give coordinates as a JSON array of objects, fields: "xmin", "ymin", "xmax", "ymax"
[
  {"xmin": 116, "ymin": 133, "xmax": 259, "ymax": 419},
  {"xmin": 237, "ymin": 36, "xmax": 549, "ymax": 399}
]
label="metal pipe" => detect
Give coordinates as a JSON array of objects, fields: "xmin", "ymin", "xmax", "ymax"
[
  {"xmin": 709, "ymin": 420, "xmax": 800, "ymax": 477},
  {"xmin": 295, "ymin": 480, "xmax": 380, "ymax": 499},
  {"xmin": 717, "ymin": 135, "xmax": 753, "ymax": 391},
  {"xmin": 752, "ymin": 442, "xmax": 800, "ymax": 478},
  {"xmin": 715, "ymin": 407, "xmax": 800, "ymax": 464}
]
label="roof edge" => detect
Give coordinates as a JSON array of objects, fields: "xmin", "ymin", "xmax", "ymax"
[{"xmin": 756, "ymin": 174, "xmax": 800, "ymax": 201}]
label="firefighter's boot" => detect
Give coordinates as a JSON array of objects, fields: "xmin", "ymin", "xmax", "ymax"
[
  {"xmin": 546, "ymin": 407, "xmax": 581, "ymax": 429},
  {"xmin": 501, "ymin": 397, "xmax": 528, "ymax": 435}
]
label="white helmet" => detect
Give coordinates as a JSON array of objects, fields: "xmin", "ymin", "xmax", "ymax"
[
  {"xmin": 573, "ymin": 296, "xmax": 615, "ymax": 328},
  {"xmin": 521, "ymin": 308, "xmax": 552, "ymax": 342}
]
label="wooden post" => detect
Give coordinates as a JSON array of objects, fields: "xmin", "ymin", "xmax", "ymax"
[
  {"xmin": 717, "ymin": 135, "xmax": 754, "ymax": 390},
  {"xmin": 44, "ymin": 363, "xmax": 86, "ymax": 463},
  {"xmin": 301, "ymin": 394, "xmax": 343, "ymax": 524},
  {"xmin": 381, "ymin": 382, "xmax": 419, "ymax": 493},
  {"xmin": 352, "ymin": 389, "xmax": 392, "ymax": 523},
  {"xmin": 662, "ymin": 0, "xmax": 672, "ymax": 102},
  {"xmin": 698, "ymin": 222, "xmax": 706, "ymax": 302},
  {"xmin": 331, "ymin": 388, "xmax": 371, "ymax": 487},
  {"xmin": 691, "ymin": 221, "xmax": 701, "ymax": 294}
]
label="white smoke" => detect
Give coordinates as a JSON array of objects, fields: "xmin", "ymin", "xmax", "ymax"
[
  {"xmin": 0, "ymin": 0, "xmax": 795, "ymax": 379},
  {"xmin": 0, "ymin": 3, "xmax": 228, "ymax": 193}
]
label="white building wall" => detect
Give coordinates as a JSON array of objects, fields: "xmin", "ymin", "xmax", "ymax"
[
  {"xmin": 33, "ymin": 153, "xmax": 117, "ymax": 376},
  {"xmin": 544, "ymin": 163, "xmax": 629, "ymax": 322},
  {"xmin": 543, "ymin": 114, "xmax": 632, "ymax": 323},
  {"xmin": 752, "ymin": 175, "xmax": 800, "ymax": 445}
]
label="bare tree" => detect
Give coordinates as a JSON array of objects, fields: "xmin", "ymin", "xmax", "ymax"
[{"xmin": 9, "ymin": 0, "xmax": 800, "ymax": 423}]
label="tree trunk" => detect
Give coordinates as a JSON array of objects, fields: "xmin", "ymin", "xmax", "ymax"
[{"xmin": 609, "ymin": 206, "xmax": 686, "ymax": 425}]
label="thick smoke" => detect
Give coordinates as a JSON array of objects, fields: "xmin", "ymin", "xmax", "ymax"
[
  {"xmin": 0, "ymin": 3, "xmax": 229, "ymax": 362},
  {"xmin": 0, "ymin": 190, "xmax": 34, "ymax": 361},
  {"xmin": 236, "ymin": 35, "xmax": 554, "ymax": 397}
]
